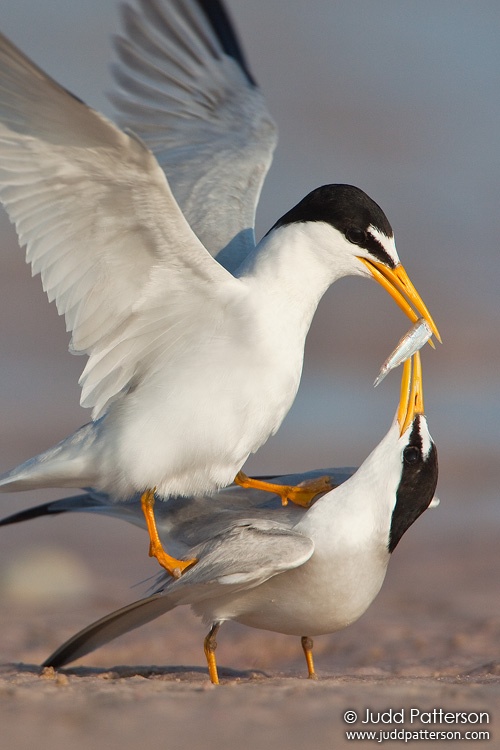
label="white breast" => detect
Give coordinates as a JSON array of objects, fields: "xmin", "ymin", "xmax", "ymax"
[{"xmin": 94, "ymin": 291, "xmax": 306, "ymax": 497}]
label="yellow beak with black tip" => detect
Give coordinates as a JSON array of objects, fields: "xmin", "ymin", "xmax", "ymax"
[
  {"xmin": 359, "ymin": 258, "xmax": 441, "ymax": 344},
  {"xmin": 397, "ymin": 351, "xmax": 424, "ymax": 436}
]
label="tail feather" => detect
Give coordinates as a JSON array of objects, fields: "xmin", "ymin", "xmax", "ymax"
[
  {"xmin": 0, "ymin": 422, "xmax": 98, "ymax": 492},
  {"xmin": 44, "ymin": 591, "xmax": 178, "ymax": 668}
]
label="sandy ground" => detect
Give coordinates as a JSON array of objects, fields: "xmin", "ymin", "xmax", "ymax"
[{"xmin": 1, "ymin": 506, "xmax": 498, "ymax": 750}]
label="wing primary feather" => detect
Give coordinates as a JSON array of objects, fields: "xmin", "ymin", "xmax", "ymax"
[
  {"xmin": 112, "ymin": 38, "xmax": 185, "ymax": 87},
  {"xmin": 110, "ymin": 0, "xmax": 277, "ymax": 264},
  {"xmin": 43, "ymin": 593, "xmax": 177, "ymax": 668},
  {"xmin": 0, "ymin": 495, "xmax": 99, "ymax": 527},
  {"xmin": 137, "ymin": 0, "xmax": 222, "ymax": 71},
  {"xmin": 118, "ymin": 8, "xmax": 205, "ymax": 84},
  {"xmin": 193, "ymin": 0, "xmax": 257, "ymax": 86}
]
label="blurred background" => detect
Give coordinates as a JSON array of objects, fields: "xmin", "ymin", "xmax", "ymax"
[{"xmin": 0, "ymin": 0, "xmax": 498, "ymax": 668}]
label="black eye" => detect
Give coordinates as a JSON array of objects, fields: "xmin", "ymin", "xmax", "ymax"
[
  {"xmin": 345, "ymin": 227, "xmax": 366, "ymax": 245},
  {"xmin": 403, "ymin": 446, "xmax": 421, "ymax": 464}
]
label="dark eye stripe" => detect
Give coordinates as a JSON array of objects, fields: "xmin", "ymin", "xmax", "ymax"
[{"xmin": 363, "ymin": 231, "xmax": 396, "ymax": 269}]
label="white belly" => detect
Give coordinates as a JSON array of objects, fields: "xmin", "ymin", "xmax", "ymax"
[
  {"xmin": 196, "ymin": 549, "xmax": 389, "ymax": 637},
  {"xmin": 95, "ymin": 314, "xmax": 304, "ymax": 497}
]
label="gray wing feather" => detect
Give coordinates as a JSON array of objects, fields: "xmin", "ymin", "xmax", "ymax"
[
  {"xmin": 110, "ymin": 0, "xmax": 277, "ymax": 269},
  {"xmin": 164, "ymin": 520, "xmax": 314, "ymax": 589}
]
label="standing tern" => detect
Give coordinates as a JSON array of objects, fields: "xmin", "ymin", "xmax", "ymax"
[
  {"xmin": 0, "ymin": 0, "xmax": 440, "ymax": 577},
  {"xmin": 31, "ymin": 353, "xmax": 438, "ymax": 683}
]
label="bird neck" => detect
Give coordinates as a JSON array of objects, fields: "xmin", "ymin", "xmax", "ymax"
[
  {"xmin": 307, "ymin": 419, "xmax": 403, "ymax": 549},
  {"xmin": 237, "ymin": 222, "xmax": 352, "ymax": 328}
]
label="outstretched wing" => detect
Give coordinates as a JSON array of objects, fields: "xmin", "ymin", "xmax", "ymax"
[
  {"xmin": 110, "ymin": 0, "xmax": 278, "ymax": 270},
  {"xmin": 44, "ymin": 520, "xmax": 312, "ymax": 668},
  {"xmin": 0, "ymin": 466, "xmax": 356, "ymax": 532},
  {"xmin": 0, "ymin": 31, "xmax": 240, "ymax": 418},
  {"xmin": 0, "ymin": 464, "xmax": 355, "ymax": 528}
]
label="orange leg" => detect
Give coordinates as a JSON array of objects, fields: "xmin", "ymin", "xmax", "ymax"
[
  {"xmin": 140, "ymin": 488, "xmax": 197, "ymax": 579},
  {"xmin": 204, "ymin": 623, "xmax": 221, "ymax": 685},
  {"xmin": 301, "ymin": 636, "xmax": 317, "ymax": 679},
  {"xmin": 234, "ymin": 472, "xmax": 332, "ymax": 508}
]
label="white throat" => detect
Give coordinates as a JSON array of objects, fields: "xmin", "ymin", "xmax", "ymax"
[{"xmin": 238, "ymin": 222, "xmax": 364, "ymax": 329}]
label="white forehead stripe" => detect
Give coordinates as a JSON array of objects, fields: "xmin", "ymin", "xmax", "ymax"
[
  {"xmin": 368, "ymin": 225, "xmax": 400, "ymax": 266},
  {"xmin": 368, "ymin": 224, "xmax": 393, "ymax": 242},
  {"xmin": 419, "ymin": 416, "xmax": 433, "ymax": 460}
]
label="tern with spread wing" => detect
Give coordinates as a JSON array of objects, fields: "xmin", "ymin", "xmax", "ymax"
[
  {"xmin": 0, "ymin": 0, "xmax": 439, "ymax": 577},
  {"xmin": 27, "ymin": 353, "xmax": 438, "ymax": 683}
]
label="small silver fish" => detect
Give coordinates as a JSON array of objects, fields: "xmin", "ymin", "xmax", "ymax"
[{"xmin": 374, "ymin": 318, "xmax": 432, "ymax": 387}]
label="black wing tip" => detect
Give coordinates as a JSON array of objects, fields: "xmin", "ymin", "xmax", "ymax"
[
  {"xmin": 42, "ymin": 651, "xmax": 71, "ymax": 670},
  {"xmin": 42, "ymin": 630, "xmax": 94, "ymax": 670},
  {"xmin": 0, "ymin": 503, "xmax": 65, "ymax": 527},
  {"xmin": 0, "ymin": 494, "xmax": 103, "ymax": 527},
  {"xmin": 195, "ymin": 0, "xmax": 257, "ymax": 86}
]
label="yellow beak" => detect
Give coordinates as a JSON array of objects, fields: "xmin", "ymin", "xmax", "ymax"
[
  {"xmin": 358, "ymin": 258, "xmax": 441, "ymax": 344},
  {"xmin": 397, "ymin": 351, "xmax": 424, "ymax": 436}
]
